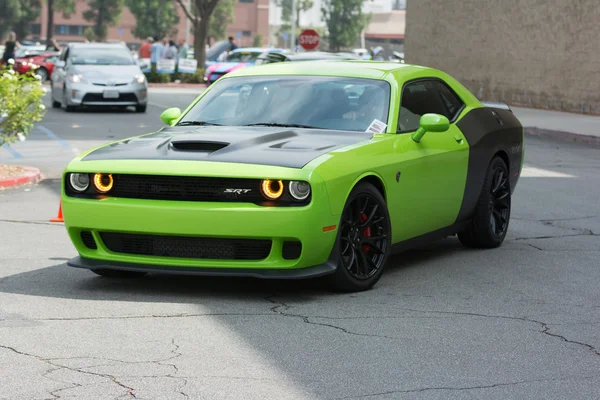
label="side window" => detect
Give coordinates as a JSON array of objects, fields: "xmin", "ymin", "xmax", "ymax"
[{"xmin": 398, "ymin": 79, "xmax": 464, "ymax": 132}]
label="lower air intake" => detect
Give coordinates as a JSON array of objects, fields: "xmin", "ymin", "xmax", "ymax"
[
  {"xmin": 80, "ymin": 231, "xmax": 97, "ymax": 249},
  {"xmin": 100, "ymin": 232, "xmax": 272, "ymax": 261},
  {"xmin": 282, "ymin": 241, "xmax": 302, "ymax": 260}
]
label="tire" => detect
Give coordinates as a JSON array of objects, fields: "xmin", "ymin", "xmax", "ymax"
[
  {"xmin": 329, "ymin": 182, "xmax": 392, "ymax": 292},
  {"xmin": 91, "ymin": 269, "xmax": 147, "ymax": 278},
  {"xmin": 458, "ymin": 156, "xmax": 511, "ymax": 248},
  {"xmin": 136, "ymin": 104, "xmax": 147, "ymax": 113},
  {"xmin": 52, "ymin": 100, "xmax": 61, "ymax": 108},
  {"xmin": 37, "ymin": 67, "xmax": 48, "ymax": 81}
]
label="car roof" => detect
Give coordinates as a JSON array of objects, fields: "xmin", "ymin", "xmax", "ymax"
[
  {"xmin": 67, "ymin": 42, "xmax": 129, "ymax": 50},
  {"xmin": 227, "ymin": 60, "xmax": 434, "ymax": 80},
  {"xmin": 232, "ymin": 47, "xmax": 282, "ymax": 53},
  {"xmin": 283, "ymin": 51, "xmax": 349, "ymax": 60}
]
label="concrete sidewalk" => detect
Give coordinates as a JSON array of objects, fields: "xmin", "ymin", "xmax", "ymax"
[{"xmin": 511, "ymin": 106, "xmax": 600, "ymax": 145}]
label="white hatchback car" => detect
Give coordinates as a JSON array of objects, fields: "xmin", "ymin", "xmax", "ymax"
[{"xmin": 50, "ymin": 42, "xmax": 148, "ymax": 112}]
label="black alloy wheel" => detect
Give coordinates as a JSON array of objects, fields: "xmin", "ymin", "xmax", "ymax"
[
  {"xmin": 330, "ymin": 182, "xmax": 391, "ymax": 292},
  {"xmin": 489, "ymin": 166, "xmax": 510, "ymax": 236},
  {"xmin": 458, "ymin": 156, "xmax": 511, "ymax": 248}
]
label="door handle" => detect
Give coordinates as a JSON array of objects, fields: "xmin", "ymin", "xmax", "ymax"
[{"xmin": 454, "ymin": 135, "xmax": 464, "ymax": 144}]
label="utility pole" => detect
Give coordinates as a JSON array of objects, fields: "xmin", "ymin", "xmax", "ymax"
[{"xmin": 290, "ymin": 0, "xmax": 297, "ymax": 51}]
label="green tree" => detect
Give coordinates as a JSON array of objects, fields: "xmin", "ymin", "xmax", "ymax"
[
  {"xmin": 83, "ymin": 26, "xmax": 96, "ymax": 42},
  {"xmin": 321, "ymin": 0, "xmax": 368, "ymax": 51},
  {"xmin": 126, "ymin": 0, "xmax": 179, "ymax": 41},
  {"xmin": 252, "ymin": 33, "xmax": 262, "ymax": 47},
  {"xmin": 83, "ymin": 0, "xmax": 125, "ymax": 40},
  {"xmin": 175, "ymin": 0, "xmax": 221, "ymax": 67},
  {"xmin": 208, "ymin": 0, "xmax": 235, "ymax": 42},
  {"xmin": 0, "ymin": 0, "xmax": 22, "ymax": 38},
  {"xmin": 46, "ymin": 0, "xmax": 76, "ymax": 43},
  {"xmin": 12, "ymin": 0, "xmax": 41, "ymax": 40},
  {"xmin": 277, "ymin": 0, "xmax": 312, "ymax": 34}
]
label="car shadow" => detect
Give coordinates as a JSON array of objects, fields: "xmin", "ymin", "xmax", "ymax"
[
  {"xmin": 0, "ymin": 239, "xmax": 466, "ymax": 303},
  {"xmin": 67, "ymin": 106, "xmax": 140, "ymax": 114}
]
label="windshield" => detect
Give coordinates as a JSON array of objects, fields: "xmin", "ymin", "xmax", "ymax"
[
  {"xmin": 179, "ymin": 76, "xmax": 391, "ymax": 132},
  {"xmin": 226, "ymin": 51, "xmax": 262, "ymax": 62},
  {"xmin": 71, "ymin": 49, "xmax": 135, "ymax": 65}
]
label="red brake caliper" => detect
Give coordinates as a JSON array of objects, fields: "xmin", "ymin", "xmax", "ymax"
[{"xmin": 360, "ymin": 213, "xmax": 371, "ymax": 252}]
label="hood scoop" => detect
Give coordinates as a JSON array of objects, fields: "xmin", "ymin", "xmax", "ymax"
[{"xmin": 170, "ymin": 139, "xmax": 229, "ymax": 153}]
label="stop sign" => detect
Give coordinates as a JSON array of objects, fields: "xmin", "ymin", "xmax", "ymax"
[{"xmin": 298, "ymin": 29, "xmax": 320, "ymax": 50}]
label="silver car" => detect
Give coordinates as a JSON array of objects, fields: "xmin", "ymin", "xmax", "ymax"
[{"xmin": 50, "ymin": 43, "xmax": 148, "ymax": 112}]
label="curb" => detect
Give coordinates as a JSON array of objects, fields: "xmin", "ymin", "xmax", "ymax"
[
  {"xmin": 148, "ymin": 83, "xmax": 206, "ymax": 88},
  {"xmin": 524, "ymin": 127, "xmax": 600, "ymax": 147},
  {"xmin": 0, "ymin": 166, "xmax": 43, "ymax": 189}
]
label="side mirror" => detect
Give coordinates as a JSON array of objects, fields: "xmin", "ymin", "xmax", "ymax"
[
  {"xmin": 411, "ymin": 113, "xmax": 450, "ymax": 143},
  {"xmin": 55, "ymin": 60, "xmax": 65, "ymax": 69},
  {"xmin": 160, "ymin": 107, "xmax": 182, "ymax": 126}
]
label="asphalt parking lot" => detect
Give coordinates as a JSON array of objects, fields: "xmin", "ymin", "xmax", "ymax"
[{"xmin": 1, "ymin": 89, "xmax": 599, "ymax": 399}]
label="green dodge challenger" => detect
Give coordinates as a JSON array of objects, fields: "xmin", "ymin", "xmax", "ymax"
[{"xmin": 61, "ymin": 61, "xmax": 524, "ymax": 292}]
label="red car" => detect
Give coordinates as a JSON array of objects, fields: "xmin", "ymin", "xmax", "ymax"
[{"xmin": 13, "ymin": 52, "xmax": 60, "ymax": 81}]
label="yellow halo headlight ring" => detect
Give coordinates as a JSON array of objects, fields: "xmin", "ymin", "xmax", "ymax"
[
  {"xmin": 93, "ymin": 173, "xmax": 114, "ymax": 193},
  {"xmin": 261, "ymin": 179, "xmax": 283, "ymax": 200}
]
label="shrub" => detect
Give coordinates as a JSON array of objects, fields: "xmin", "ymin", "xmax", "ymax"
[
  {"xmin": 179, "ymin": 68, "xmax": 206, "ymax": 84},
  {"xmin": 0, "ymin": 60, "xmax": 46, "ymax": 147}
]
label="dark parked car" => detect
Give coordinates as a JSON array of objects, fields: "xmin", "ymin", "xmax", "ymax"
[{"xmin": 254, "ymin": 51, "xmax": 361, "ymax": 65}]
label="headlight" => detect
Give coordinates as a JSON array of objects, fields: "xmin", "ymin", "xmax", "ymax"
[
  {"xmin": 93, "ymin": 173, "xmax": 114, "ymax": 193},
  {"xmin": 261, "ymin": 179, "xmax": 283, "ymax": 200},
  {"xmin": 133, "ymin": 74, "xmax": 146, "ymax": 84},
  {"xmin": 68, "ymin": 173, "xmax": 90, "ymax": 192},
  {"xmin": 288, "ymin": 181, "xmax": 311, "ymax": 200},
  {"xmin": 68, "ymin": 74, "xmax": 86, "ymax": 83}
]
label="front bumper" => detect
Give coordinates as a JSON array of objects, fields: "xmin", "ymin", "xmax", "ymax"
[
  {"xmin": 61, "ymin": 161, "xmax": 340, "ymax": 276},
  {"xmin": 66, "ymin": 81, "xmax": 148, "ymax": 106},
  {"xmin": 68, "ymin": 256, "xmax": 337, "ymax": 279}
]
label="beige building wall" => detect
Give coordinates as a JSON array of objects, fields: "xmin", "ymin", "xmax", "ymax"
[{"xmin": 404, "ymin": 0, "xmax": 600, "ymax": 114}]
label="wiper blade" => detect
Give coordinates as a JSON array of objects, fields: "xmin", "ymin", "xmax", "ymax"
[
  {"xmin": 244, "ymin": 122, "xmax": 321, "ymax": 129},
  {"xmin": 176, "ymin": 121, "xmax": 223, "ymax": 126}
]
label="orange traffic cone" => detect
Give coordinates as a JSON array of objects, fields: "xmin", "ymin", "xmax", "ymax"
[{"xmin": 50, "ymin": 199, "xmax": 64, "ymax": 223}]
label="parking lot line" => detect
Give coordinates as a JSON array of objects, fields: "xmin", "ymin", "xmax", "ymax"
[
  {"xmin": 1, "ymin": 144, "xmax": 23, "ymax": 159},
  {"xmin": 36, "ymin": 125, "xmax": 73, "ymax": 151}
]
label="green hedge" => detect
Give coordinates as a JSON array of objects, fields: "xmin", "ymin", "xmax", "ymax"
[{"xmin": 144, "ymin": 64, "xmax": 205, "ymax": 84}]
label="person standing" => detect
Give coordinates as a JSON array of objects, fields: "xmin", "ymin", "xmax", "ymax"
[
  {"xmin": 164, "ymin": 40, "xmax": 178, "ymax": 60},
  {"xmin": 139, "ymin": 37, "xmax": 152, "ymax": 59},
  {"xmin": 160, "ymin": 38, "xmax": 169, "ymax": 59},
  {"xmin": 177, "ymin": 39, "xmax": 189, "ymax": 60},
  {"xmin": 149, "ymin": 36, "xmax": 163, "ymax": 71},
  {"xmin": 2, "ymin": 32, "xmax": 20, "ymax": 65},
  {"xmin": 228, "ymin": 36, "xmax": 238, "ymax": 51}
]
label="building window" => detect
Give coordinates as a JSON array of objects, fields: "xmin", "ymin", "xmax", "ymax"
[
  {"xmin": 242, "ymin": 31, "xmax": 252, "ymax": 37},
  {"xmin": 68, "ymin": 25, "xmax": 82, "ymax": 36},
  {"xmin": 54, "ymin": 24, "xmax": 87, "ymax": 36},
  {"xmin": 29, "ymin": 24, "xmax": 41, "ymax": 35},
  {"xmin": 239, "ymin": 0, "xmax": 254, "ymax": 3}
]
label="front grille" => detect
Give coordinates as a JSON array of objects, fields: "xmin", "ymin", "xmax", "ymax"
[
  {"xmin": 108, "ymin": 174, "xmax": 263, "ymax": 202},
  {"xmin": 92, "ymin": 82, "xmax": 128, "ymax": 87},
  {"xmin": 100, "ymin": 232, "xmax": 272, "ymax": 260},
  {"xmin": 80, "ymin": 231, "xmax": 97, "ymax": 249},
  {"xmin": 82, "ymin": 93, "xmax": 138, "ymax": 103}
]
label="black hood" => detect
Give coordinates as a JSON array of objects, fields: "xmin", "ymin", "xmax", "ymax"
[{"xmin": 82, "ymin": 126, "xmax": 371, "ymax": 168}]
